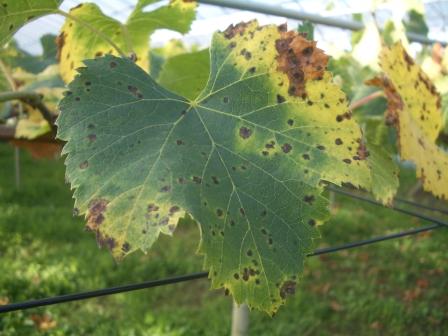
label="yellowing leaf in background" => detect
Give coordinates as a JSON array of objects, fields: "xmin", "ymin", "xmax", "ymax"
[
  {"xmin": 15, "ymin": 105, "xmax": 51, "ymax": 139},
  {"xmin": 368, "ymin": 42, "xmax": 448, "ymax": 200},
  {"xmin": 57, "ymin": 0, "xmax": 196, "ymax": 83}
]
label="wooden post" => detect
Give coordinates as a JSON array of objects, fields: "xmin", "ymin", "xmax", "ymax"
[{"xmin": 231, "ymin": 302, "xmax": 249, "ymax": 336}]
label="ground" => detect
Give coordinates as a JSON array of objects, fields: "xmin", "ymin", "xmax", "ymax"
[{"xmin": 0, "ymin": 143, "xmax": 447, "ymax": 335}]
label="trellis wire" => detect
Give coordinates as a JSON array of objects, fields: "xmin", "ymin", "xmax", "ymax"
[
  {"xmin": 197, "ymin": 0, "xmax": 447, "ymax": 46},
  {"xmin": 329, "ymin": 187, "xmax": 448, "ymax": 227},
  {"xmin": 0, "ymin": 216, "xmax": 445, "ymax": 313}
]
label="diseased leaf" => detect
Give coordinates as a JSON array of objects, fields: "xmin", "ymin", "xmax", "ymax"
[
  {"xmin": 0, "ymin": 0, "xmax": 61, "ymax": 46},
  {"xmin": 57, "ymin": 0, "xmax": 196, "ymax": 82},
  {"xmin": 368, "ymin": 42, "xmax": 448, "ymax": 200},
  {"xmin": 57, "ymin": 21, "xmax": 372, "ymax": 313},
  {"xmin": 158, "ymin": 48, "xmax": 210, "ymax": 100}
]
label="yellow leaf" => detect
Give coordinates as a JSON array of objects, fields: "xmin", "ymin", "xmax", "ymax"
[
  {"xmin": 368, "ymin": 42, "xmax": 448, "ymax": 200},
  {"xmin": 57, "ymin": 1, "xmax": 196, "ymax": 83},
  {"xmin": 15, "ymin": 106, "xmax": 51, "ymax": 139}
]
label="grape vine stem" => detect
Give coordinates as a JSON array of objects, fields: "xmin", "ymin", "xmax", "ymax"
[
  {"xmin": 349, "ymin": 91, "xmax": 384, "ymax": 111},
  {"xmin": 0, "ymin": 91, "xmax": 57, "ymax": 134}
]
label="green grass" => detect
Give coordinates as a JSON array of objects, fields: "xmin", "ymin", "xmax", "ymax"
[{"xmin": 0, "ymin": 143, "xmax": 447, "ymax": 335}]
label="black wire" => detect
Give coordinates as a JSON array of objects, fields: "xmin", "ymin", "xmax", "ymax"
[
  {"xmin": 0, "ymin": 222, "xmax": 445, "ymax": 314},
  {"xmin": 328, "ymin": 187, "xmax": 448, "ymax": 227},
  {"xmin": 307, "ymin": 223, "xmax": 442, "ymax": 256},
  {"xmin": 0, "ymin": 272, "xmax": 208, "ymax": 314},
  {"xmin": 393, "ymin": 196, "xmax": 448, "ymax": 215},
  {"xmin": 328, "ymin": 185, "xmax": 448, "ymax": 216}
]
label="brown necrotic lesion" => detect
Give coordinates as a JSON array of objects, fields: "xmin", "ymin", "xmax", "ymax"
[{"xmin": 275, "ymin": 26, "xmax": 329, "ymax": 98}]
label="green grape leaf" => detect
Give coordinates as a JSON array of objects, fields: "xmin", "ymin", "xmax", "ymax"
[
  {"xmin": 402, "ymin": 9, "xmax": 429, "ymax": 37},
  {"xmin": 158, "ymin": 49, "xmax": 210, "ymax": 100},
  {"xmin": 57, "ymin": 0, "xmax": 196, "ymax": 82},
  {"xmin": 368, "ymin": 42, "xmax": 448, "ymax": 200},
  {"xmin": 57, "ymin": 21, "xmax": 372, "ymax": 313},
  {"xmin": 13, "ymin": 34, "xmax": 58, "ymax": 74},
  {"xmin": 297, "ymin": 20, "xmax": 314, "ymax": 41},
  {"xmin": 0, "ymin": 0, "xmax": 61, "ymax": 46},
  {"xmin": 363, "ymin": 119, "xmax": 399, "ymax": 204}
]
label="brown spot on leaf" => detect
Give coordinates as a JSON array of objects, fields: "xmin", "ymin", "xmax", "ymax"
[
  {"xmin": 281, "ymin": 143, "xmax": 292, "ymax": 153},
  {"xmin": 356, "ymin": 142, "xmax": 369, "ymax": 160},
  {"xmin": 128, "ymin": 85, "xmax": 143, "ymax": 99},
  {"xmin": 303, "ymin": 195, "xmax": 315, "ymax": 205},
  {"xmin": 169, "ymin": 206, "xmax": 180, "ymax": 214},
  {"xmin": 278, "ymin": 23, "xmax": 287, "ymax": 32},
  {"xmin": 79, "ymin": 160, "xmax": 88, "ymax": 169},
  {"xmin": 56, "ymin": 32, "xmax": 66, "ymax": 62},
  {"xmin": 86, "ymin": 198, "xmax": 109, "ymax": 232},
  {"xmin": 276, "ymin": 26, "xmax": 329, "ymax": 97},
  {"xmin": 223, "ymin": 21, "xmax": 249, "ymax": 39},
  {"xmin": 280, "ymin": 280, "xmax": 296, "ymax": 299},
  {"xmin": 192, "ymin": 176, "xmax": 202, "ymax": 184},
  {"xmin": 122, "ymin": 242, "xmax": 131, "ymax": 253},
  {"xmin": 160, "ymin": 185, "xmax": 171, "ymax": 192},
  {"xmin": 148, "ymin": 203, "xmax": 159, "ymax": 212},
  {"xmin": 366, "ymin": 76, "xmax": 402, "ymax": 127},
  {"xmin": 277, "ymin": 94, "xmax": 286, "ymax": 104},
  {"xmin": 239, "ymin": 127, "xmax": 252, "ymax": 139}
]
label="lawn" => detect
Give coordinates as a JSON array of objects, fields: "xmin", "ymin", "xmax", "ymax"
[{"xmin": 0, "ymin": 143, "xmax": 447, "ymax": 335}]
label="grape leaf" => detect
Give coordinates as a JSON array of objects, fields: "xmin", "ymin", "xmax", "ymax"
[
  {"xmin": 297, "ymin": 20, "xmax": 314, "ymax": 41},
  {"xmin": 57, "ymin": 0, "xmax": 196, "ymax": 83},
  {"xmin": 13, "ymin": 34, "xmax": 58, "ymax": 74},
  {"xmin": 57, "ymin": 21, "xmax": 372, "ymax": 313},
  {"xmin": 0, "ymin": 0, "xmax": 61, "ymax": 46},
  {"xmin": 402, "ymin": 9, "xmax": 429, "ymax": 37},
  {"xmin": 368, "ymin": 42, "xmax": 448, "ymax": 200},
  {"xmin": 158, "ymin": 48, "xmax": 210, "ymax": 100},
  {"xmin": 15, "ymin": 105, "xmax": 51, "ymax": 139},
  {"xmin": 363, "ymin": 119, "xmax": 399, "ymax": 204}
]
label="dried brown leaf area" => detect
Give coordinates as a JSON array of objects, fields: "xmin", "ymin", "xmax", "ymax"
[
  {"xmin": 369, "ymin": 43, "xmax": 448, "ymax": 200},
  {"xmin": 275, "ymin": 29, "xmax": 329, "ymax": 97}
]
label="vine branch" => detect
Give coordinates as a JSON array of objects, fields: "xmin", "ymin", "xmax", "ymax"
[
  {"xmin": 349, "ymin": 91, "xmax": 384, "ymax": 111},
  {"xmin": 0, "ymin": 91, "xmax": 57, "ymax": 134},
  {"xmin": 0, "ymin": 59, "xmax": 16, "ymax": 91}
]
